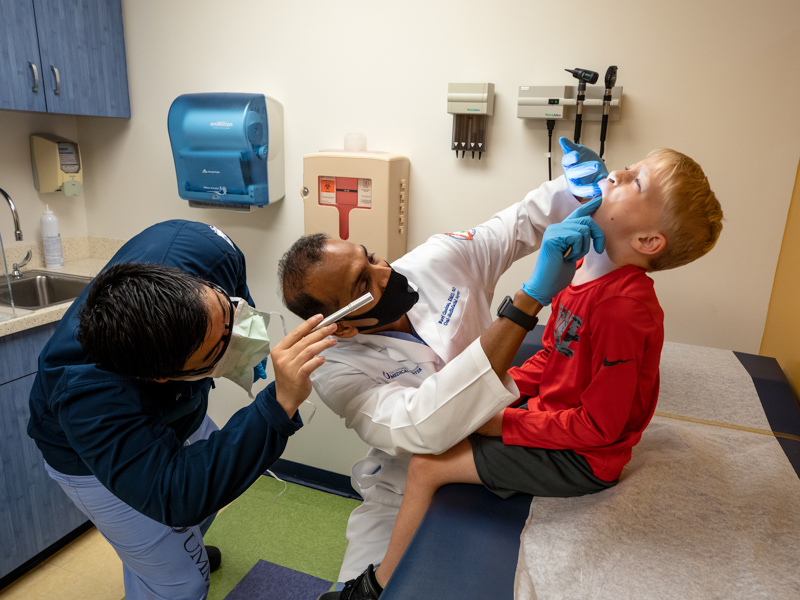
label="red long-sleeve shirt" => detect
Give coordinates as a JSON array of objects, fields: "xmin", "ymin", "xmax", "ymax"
[{"xmin": 506, "ymin": 265, "xmax": 664, "ymax": 481}]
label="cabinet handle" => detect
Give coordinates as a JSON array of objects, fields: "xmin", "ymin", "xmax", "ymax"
[
  {"xmin": 29, "ymin": 62, "xmax": 39, "ymax": 93},
  {"xmin": 51, "ymin": 65, "xmax": 60, "ymax": 95}
]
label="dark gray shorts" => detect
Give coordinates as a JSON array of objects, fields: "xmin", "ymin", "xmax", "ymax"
[{"xmin": 469, "ymin": 434, "xmax": 616, "ymax": 499}]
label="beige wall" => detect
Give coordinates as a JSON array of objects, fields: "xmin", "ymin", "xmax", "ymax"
[
  {"xmin": 2, "ymin": 0, "xmax": 800, "ymax": 474},
  {"xmin": 761, "ymin": 159, "xmax": 800, "ymax": 397}
]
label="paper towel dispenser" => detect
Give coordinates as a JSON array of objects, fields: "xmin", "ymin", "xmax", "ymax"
[{"xmin": 168, "ymin": 93, "xmax": 284, "ymax": 210}]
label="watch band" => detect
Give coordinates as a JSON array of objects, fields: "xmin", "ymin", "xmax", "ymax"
[{"xmin": 496, "ymin": 295, "xmax": 539, "ymax": 332}]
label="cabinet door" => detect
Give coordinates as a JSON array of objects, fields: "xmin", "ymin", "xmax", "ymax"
[
  {"xmin": 0, "ymin": 374, "xmax": 89, "ymax": 579},
  {"xmin": 0, "ymin": 321, "xmax": 58, "ymax": 385},
  {"xmin": 32, "ymin": 0, "xmax": 130, "ymax": 118},
  {"xmin": 0, "ymin": 0, "xmax": 47, "ymax": 112}
]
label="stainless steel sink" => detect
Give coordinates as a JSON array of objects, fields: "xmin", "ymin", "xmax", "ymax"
[{"xmin": 0, "ymin": 270, "xmax": 94, "ymax": 309}]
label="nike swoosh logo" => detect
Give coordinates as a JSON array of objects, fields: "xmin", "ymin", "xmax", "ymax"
[{"xmin": 603, "ymin": 357, "xmax": 633, "ymax": 367}]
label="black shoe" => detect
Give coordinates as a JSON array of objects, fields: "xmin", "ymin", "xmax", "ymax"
[
  {"xmin": 318, "ymin": 564, "xmax": 383, "ymax": 599},
  {"xmin": 206, "ymin": 545, "xmax": 222, "ymax": 573}
]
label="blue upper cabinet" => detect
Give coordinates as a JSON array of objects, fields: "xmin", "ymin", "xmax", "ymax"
[
  {"xmin": 0, "ymin": 0, "xmax": 48, "ymax": 112},
  {"xmin": 0, "ymin": 0, "xmax": 130, "ymax": 118}
]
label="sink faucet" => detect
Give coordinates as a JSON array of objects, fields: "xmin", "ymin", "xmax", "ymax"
[
  {"xmin": 0, "ymin": 187, "xmax": 23, "ymax": 241},
  {"xmin": 12, "ymin": 250, "xmax": 32, "ymax": 279}
]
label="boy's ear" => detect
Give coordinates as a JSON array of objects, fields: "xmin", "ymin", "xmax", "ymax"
[{"xmin": 633, "ymin": 231, "xmax": 666, "ymax": 256}]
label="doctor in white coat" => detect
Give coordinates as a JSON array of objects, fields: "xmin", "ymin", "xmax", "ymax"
[{"xmin": 278, "ymin": 139, "xmax": 607, "ymax": 585}]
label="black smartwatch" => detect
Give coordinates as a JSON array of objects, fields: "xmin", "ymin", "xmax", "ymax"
[{"xmin": 496, "ymin": 295, "xmax": 539, "ymax": 331}]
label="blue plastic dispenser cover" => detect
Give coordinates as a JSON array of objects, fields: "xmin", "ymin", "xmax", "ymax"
[{"xmin": 168, "ymin": 93, "xmax": 271, "ymax": 207}]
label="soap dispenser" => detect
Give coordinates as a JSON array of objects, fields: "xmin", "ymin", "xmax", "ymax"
[{"xmin": 41, "ymin": 205, "xmax": 64, "ymax": 269}]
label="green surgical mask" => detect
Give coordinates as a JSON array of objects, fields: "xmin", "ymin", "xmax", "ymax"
[
  {"xmin": 184, "ymin": 298, "xmax": 281, "ymax": 397},
  {"xmin": 183, "ymin": 300, "xmax": 318, "ymax": 423}
]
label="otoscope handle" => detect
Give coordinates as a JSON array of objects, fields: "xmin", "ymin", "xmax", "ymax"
[
  {"xmin": 599, "ymin": 87, "xmax": 613, "ymax": 157},
  {"xmin": 599, "ymin": 122, "xmax": 607, "ymax": 158},
  {"xmin": 599, "ymin": 117, "xmax": 609, "ymax": 149},
  {"xmin": 600, "ymin": 92, "xmax": 610, "ymax": 142},
  {"xmin": 600, "ymin": 111, "xmax": 609, "ymax": 136},
  {"xmin": 599, "ymin": 65, "xmax": 618, "ymax": 157},
  {"xmin": 574, "ymin": 81, "xmax": 587, "ymax": 144}
]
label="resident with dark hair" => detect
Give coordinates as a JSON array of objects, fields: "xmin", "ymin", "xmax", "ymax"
[{"xmin": 27, "ymin": 220, "xmax": 336, "ymax": 600}]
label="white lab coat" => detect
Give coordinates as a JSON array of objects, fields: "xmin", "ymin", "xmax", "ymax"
[{"xmin": 311, "ymin": 176, "xmax": 581, "ymax": 581}]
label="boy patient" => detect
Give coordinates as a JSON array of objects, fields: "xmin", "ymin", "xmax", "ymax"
[{"xmin": 330, "ymin": 148, "xmax": 723, "ymax": 598}]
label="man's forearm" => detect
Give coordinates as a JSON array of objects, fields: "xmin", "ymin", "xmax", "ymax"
[{"xmin": 480, "ymin": 290, "xmax": 543, "ymax": 380}]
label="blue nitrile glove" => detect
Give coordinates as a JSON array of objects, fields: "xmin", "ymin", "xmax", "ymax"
[
  {"xmin": 253, "ymin": 357, "xmax": 268, "ymax": 383},
  {"xmin": 522, "ymin": 197, "xmax": 605, "ymax": 305},
  {"xmin": 560, "ymin": 137, "xmax": 609, "ymax": 199}
]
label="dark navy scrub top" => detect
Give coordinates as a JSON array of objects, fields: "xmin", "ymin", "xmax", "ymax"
[{"xmin": 28, "ymin": 220, "xmax": 301, "ymax": 527}]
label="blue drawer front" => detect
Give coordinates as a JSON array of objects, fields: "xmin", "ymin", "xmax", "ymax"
[{"xmin": 0, "ymin": 322, "xmax": 60, "ymax": 384}]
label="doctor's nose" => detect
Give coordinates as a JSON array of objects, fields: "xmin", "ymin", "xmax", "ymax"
[{"xmin": 377, "ymin": 267, "xmax": 391, "ymax": 292}]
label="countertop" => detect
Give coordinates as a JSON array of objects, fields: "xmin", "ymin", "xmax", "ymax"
[
  {"xmin": 0, "ymin": 236, "xmax": 124, "ymax": 339},
  {"xmin": 0, "ymin": 259, "xmax": 109, "ymax": 338}
]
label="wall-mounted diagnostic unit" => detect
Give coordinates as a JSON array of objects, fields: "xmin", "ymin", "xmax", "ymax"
[
  {"xmin": 447, "ymin": 83, "xmax": 494, "ymax": 159},
  {"xmin": 517, "ymin": 85, "xmax": 622, "ymax": 123},
  {"xmin": 168, "ymin": 93, "xmax": 284, "ymax": 211},
  {"xmin": 30, "ymin": 133, "xmax": 82, "ymax": 196},
  {"xmin": 518, "ymin": 68, "xmax": 622, "ymax": 177},
  {"xmin": 302, "ymin": 135, "xmax": 409, "ymax": 263}
]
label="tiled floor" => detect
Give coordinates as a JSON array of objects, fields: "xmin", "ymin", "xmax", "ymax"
[{"xmin": 0, "ymin": 528, "xmax": 124, "ymax": 600}]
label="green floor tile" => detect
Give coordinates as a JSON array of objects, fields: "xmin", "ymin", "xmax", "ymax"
[{"xmin": 204, "ymin": 476, "xmax": 359, "ymax": 600}]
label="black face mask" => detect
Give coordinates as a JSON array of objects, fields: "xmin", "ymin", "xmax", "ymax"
[{"xmin": 343, "ymin": 268, "xmax": 419, "ymax": 332}]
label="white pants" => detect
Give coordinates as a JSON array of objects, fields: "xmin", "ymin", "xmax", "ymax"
[{"xmin": 45, "ymin": 416, "xmax": 219, "ymax": 600}]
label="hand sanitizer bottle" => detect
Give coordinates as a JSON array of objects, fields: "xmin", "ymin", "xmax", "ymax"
[{"xmin": 41, "ymin": 205, "xmax": 64, "ymax": 269}]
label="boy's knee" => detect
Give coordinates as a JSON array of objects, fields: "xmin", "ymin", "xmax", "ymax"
[{"xmin": 407, "ymin": 453, "xmax": 445, "ymax": 489}]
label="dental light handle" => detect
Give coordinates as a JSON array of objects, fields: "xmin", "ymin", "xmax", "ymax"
[
  {"xmin": 599, "ymin": 66, "xmax": 618, "ymax": 159},
  {"xmin": 312, "ymin": 292, "xmax": 374, "ymax": 332}
]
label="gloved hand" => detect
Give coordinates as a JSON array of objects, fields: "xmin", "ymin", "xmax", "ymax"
[
  {"xmin": 560, "ymin": 137, "xmax": 608, "ymax": 199},
  {"xmin": 253, "ymin": 357, "xmax": 268, "ymax": 383},
  {"xmin": 522, "ymin": 196, "xmax": 604, "ymax": 305}
]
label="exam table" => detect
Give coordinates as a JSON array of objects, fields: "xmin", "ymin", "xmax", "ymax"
[{"xmin": 382, "ymin": 326, "xmax": 800, "ymax": 599}]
